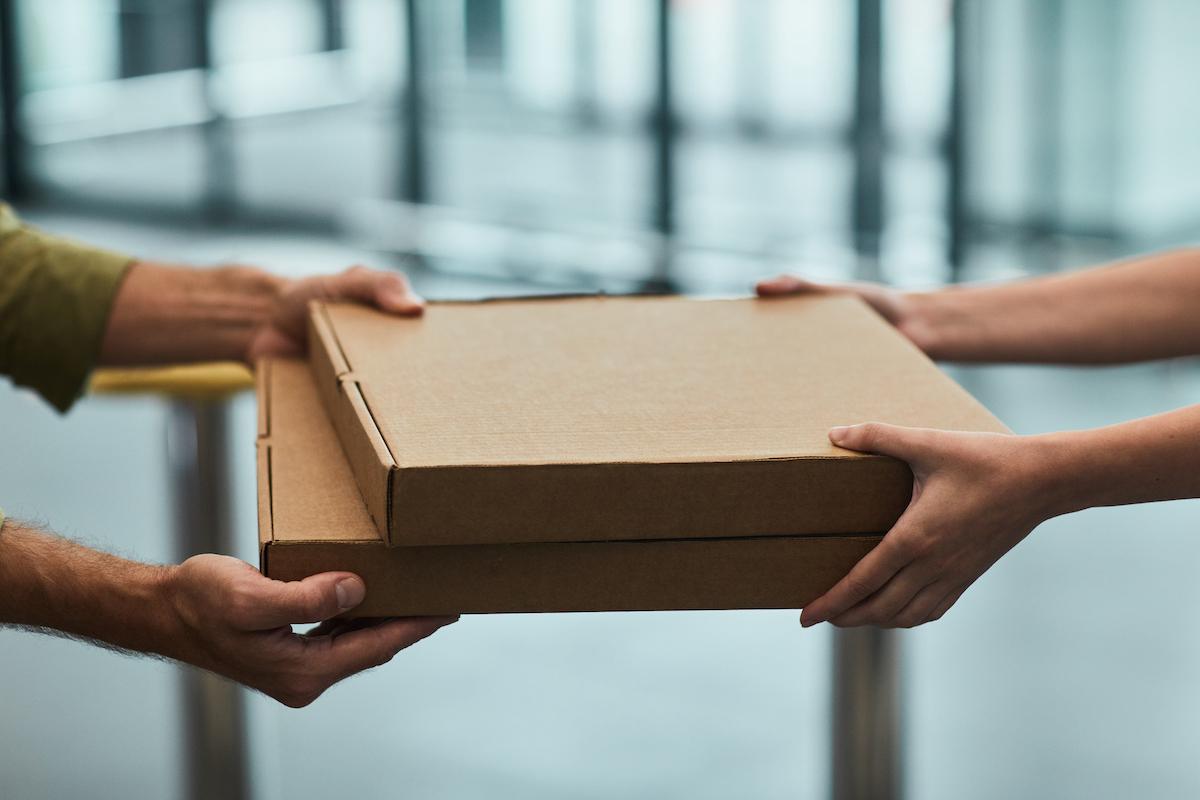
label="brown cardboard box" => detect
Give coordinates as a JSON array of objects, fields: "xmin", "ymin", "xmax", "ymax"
[
  {"xmin": 308, "ymin": 294, "xmax": 1006, "ymax": 548},
  {"xmin": 257, "ymin": 358, "xmax": 884, "ymax": 615}
]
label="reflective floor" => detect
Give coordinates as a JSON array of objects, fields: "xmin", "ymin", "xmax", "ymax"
[{"xmin": 1, "ymin": 215, "xmax": 1198, "ymax": 800}]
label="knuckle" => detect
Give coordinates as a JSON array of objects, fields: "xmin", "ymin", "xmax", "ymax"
[
  {"xmin": 857, "ymin": 422, "xmax": 883, "ymax": 447},
  {"xmin": 226, "ymin": 582, "xmax": 259, "ymax": 624},
  {"xmin": 842, "ymin": 576, "xmax": 875, "ymax": 601}
]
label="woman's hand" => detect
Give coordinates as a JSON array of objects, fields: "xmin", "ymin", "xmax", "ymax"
[
  {"xmin": 801, "ymin": 423, "xmax": 1066, "ymax": 629},
  {"xmin": 756, "ymin": 274, "xmax": 939, "ymax": 355}
]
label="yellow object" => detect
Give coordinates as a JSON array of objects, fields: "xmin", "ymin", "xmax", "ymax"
[{"xmin": 90, "ymin": 362, "xmax": 254, "ymax": 399}]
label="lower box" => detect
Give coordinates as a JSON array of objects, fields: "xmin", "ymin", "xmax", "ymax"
[{"xmin": 258, "ymin": 359, "xmax": 881, "ymax": 616}]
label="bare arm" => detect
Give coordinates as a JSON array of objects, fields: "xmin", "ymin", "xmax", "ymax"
[
  {"xmin": 99, "ymin": 261, "xmax": 425, "ymax": 366},
  {"xmin": 798, "ymin": 404, "xmax": 1200, "ymax": 629},
  {"xmin": 0, "ymin": 521, "xmax": 456, "ymax": 706},
  {"xmin": 759, "ymin": 247, "xmax": 1200, "ymax": 364}
]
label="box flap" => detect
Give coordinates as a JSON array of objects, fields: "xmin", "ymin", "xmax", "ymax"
[{"xmin": 258, "ymin": 358, "xmax": 382, "ymax": 547}]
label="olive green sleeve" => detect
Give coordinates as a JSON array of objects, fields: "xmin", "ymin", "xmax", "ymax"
[{"xmin": 0, "ymin": 204, "xmax": 134, "ymax": 412}]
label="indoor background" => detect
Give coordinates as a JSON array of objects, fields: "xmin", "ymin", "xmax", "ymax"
[{"xmin": 1, "ymin": 1, "xmax": 1199, "ymax": 799}]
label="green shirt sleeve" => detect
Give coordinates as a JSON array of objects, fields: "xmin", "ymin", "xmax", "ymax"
[{"xmin": 0, "ymin": 204, "xmax": 134, "ymax": 412}]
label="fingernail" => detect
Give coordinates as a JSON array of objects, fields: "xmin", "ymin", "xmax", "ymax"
[
  {"xmin": 335, "ymin": 578, "xmax": 365, "ymax": 610},
  {"xmin": 829, "ymin": 426, "xmax": 849, "ymax": 444}
]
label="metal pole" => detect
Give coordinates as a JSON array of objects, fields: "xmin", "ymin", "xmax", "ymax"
[
  {"xmin": 649, "ymin": 0, "xmax": 675, "ymax": 289},
  {"xmin": 400, "ymin": 0, "xmax": 427, "ymax": 204},
  {"xmin": 320, "ymin": 0, "xmax": 344, "ymax": 52},
  {"xmin": 167, "ymin": 400, "xmax": 250, "ymax": 800},
  {"xmin": 946, "ymin": 0, "xmax": 969, "ymax": 280},
  {"xmin": 1028, "ymin": 0, "xmax": 1062, "ymax": 257},
  {"xmin": 831, "ymin": 627, "xmax": 902, "ymax": 800},
  {"xmin": 193, "ymin": 0, "xmax": 236, "ymax": 221},
  {"xmin": 0, "ymin": 0, "xmax": 28, "ymax": 200},
  {"xmin": 851, "ymin": 0, "xmax": 885, "ymax": 278}
]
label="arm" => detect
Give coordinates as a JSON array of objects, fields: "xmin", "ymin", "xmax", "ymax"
[
  {"xmin": 798, "ymin": 406, "xmax": 1200, "ymax": 628},
  {"xmin": 758, "ymin": 247, "xmax": 1200, "ymax": 364},
  {"xmin": 0, "ymin": 520, "xmax": 456, "ymax": 707}
]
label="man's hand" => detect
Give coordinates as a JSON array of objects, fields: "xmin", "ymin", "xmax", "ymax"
[
  {"xmin": 246, "ymin": 265, "xmax": 424, "ymax": 361},
  {"xmin": 101, "ymin": 263, "xmax": 424, "ymax": 367},
  {"xmin": 167, "ymin": 555, "xmax": 456, "ymax": 707},
  {"xmin": 800, "ymin": 423, "xmax": 1061, "ymax": 629}
]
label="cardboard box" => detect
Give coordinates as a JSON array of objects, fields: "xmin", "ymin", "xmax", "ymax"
[
  {"xmin": 257, "ymin": 358, "xmax": 884, "ymax": 615},
  {"xmin": 308, "ymin": 294, "xmax": 1006, "ymax": 548}
]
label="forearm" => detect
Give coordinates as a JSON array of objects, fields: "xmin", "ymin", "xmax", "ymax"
[
  {"xmin": 99, "ymin": 262, "xmax": 285, "ymax": 366},
  {"xmin": 908, "ymin": 248, "xmax": 1200, "ymax": 363},
  {"xmin": 1037, "ymin": 404, "xmax": 1200, "ymax": 516},
  {"xmin": 0, "ymin": 521, "xmax": 183, "ymax": 658}
]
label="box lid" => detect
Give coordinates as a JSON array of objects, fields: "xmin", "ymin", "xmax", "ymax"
[{"xmin": 308, "ymin": 294, "xmax": 1007, "ymax": 547}]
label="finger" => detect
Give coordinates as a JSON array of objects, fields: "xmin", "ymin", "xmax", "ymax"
[
  {"xmin": 884, "ymin": 581, "xmax": 957, "ymax": 629},
  {"xmin": 309, "ymin": 616, "xmax": 460, "ymax": 686},
  {"xmin": 927, "ymin": 584, "xmax": 970, "ymax": 623},
  {"xmin": 801, "ymin": 535, "xmax": 911, "ymax": 627},
  {"xmin": 238, "ymin": 572, "xmax": 368, "ymax": 630},
  {"xmin": 327, "ymin": 265, "xmax": 424, "ymax": 316},
  {"xmin": 304, "ymin": 615, "xmax": 396, "ymax": 639},
  {"xmin": 755, "ymin": 274, "xmax": 825, "ymax": 297},
  {"xmin": 828, "ymin": 564, "xmax": 936, "ymax": 628},
  {"xmin": 828, "ymin": 422, "xmax": 938, "ymax": 462}
]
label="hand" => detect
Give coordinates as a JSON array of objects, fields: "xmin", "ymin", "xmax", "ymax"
[
  {"xmin": 246, "ymin": 265, "xmax": 425, "ymax": 361},
  {"xmin": 800, "ymin": 423, "xmax": 1061, "ymax": 629},
  {"xmin": 165, "ymin": 554, "xmax": 457, "ymax": 707},
  {"xmin": 756, "ymin": 274, "xmax": 935, "ymax": 354}
]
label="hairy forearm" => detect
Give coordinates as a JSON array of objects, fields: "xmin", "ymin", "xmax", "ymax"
[
  {"xmin": 1036, "ymin": 404, "xmax": 1200, "ymax": 516},
  {"xmin": 908, "ymin": 248, "xmax": 1200, "ymax": 363},
  {"xmin": 99, "ymin": 262, "xmax": 285, "ymax": 366},
  {"xmin": 0, "ymin": 521, "xmax": 183, "ymax": 657}
]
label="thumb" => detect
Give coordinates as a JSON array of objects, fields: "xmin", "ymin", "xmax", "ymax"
[
  {"xmin": 240, "ymin": 572, "xmax": 367, "ymax": 630},
  {"xmin": 828, "ymin": 422, "xmax": 936, "ymax": 462}
]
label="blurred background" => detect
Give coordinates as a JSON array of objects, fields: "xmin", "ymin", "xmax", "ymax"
[{"xmin": 1, "ymin": 1, "xmax": 1199, "ymax": 798}]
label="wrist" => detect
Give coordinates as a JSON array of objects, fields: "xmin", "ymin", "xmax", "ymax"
[
  {"xmin": 900, "ymin": 288, "xmax": 976, "ymax": 361},
  {"xmin": 153, "ymin": 562, "xmax": 210, "ymax": 667},
  {"xmin": 1019, "ymin": 431, "xmax": 1098, "ymax": 520}
]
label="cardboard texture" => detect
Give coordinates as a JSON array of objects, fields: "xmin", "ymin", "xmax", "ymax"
[
  {"xmin": 258, "ymin": 359, "xmax": 882, "ymax": 615},
  {"xmin": 308, "ymin": 294, "xmax": 1007, "ymax": 547}
]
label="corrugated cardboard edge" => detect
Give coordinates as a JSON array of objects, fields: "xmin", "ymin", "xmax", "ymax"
[
  {"xmin": 255, "ymin": 359, "xmax": 274, "ymax": 572},
  {"xmin": 308, "ymin": 302, "xmax": 397, "ymax": 543}
]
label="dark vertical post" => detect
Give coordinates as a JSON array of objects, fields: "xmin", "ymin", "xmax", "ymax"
[
  {"xmin": 573, "ymin": 0, "xmax": 599, "ymax": 123},
  {"xmin": 946, "ymin": 0, "xmax": 969, "ymax": 279},
  {"xmin": 320, "ymin": 0, "xmax": 344, "ymax": 52},
  {"xmin": 400, "ymin": 0, "xmax": 427, "ymax": 203},
  {"xmin": 0, "ymin": 0, "xmax": 27, "ymax": 200},
  {"xmin": 831, "ymin": 629, "xmax": 902, "ymax": 800},
  {"xmin": 1029, "ymin": 0, "xmax": 1062, "ymax": 249},
  {"xmin": 193, "ymin": 0, "xmax": 236, "ymax": 221},
  {"xmin": 652, "ymin": 0, "xmax": 674, "ymax": 239},
  {"xmin": 647, "ymin": 0, "xmax": 676, "ymax": 289},
  {"xmin": 851, "ymin": 0, "xmax": 885, "ymax": 279},
  {"xmin": 168, "ymin": 401, "xmax": 250, "ymax": 800}
]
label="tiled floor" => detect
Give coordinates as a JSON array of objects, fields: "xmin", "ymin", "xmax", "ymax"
[{"xmin": 1, "ymin": 215, "xmax": 1198, "ymax": 800}]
